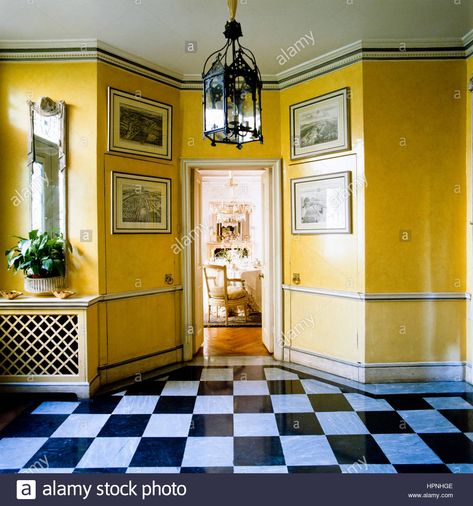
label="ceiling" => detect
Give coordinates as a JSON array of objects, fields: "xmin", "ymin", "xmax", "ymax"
[{"xmin": 0, "ymin": 0, "xmax": 472, "ymax": 76}]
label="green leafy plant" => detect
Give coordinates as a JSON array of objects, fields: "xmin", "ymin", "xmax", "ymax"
[{"xmin": 5, "ymin": 230, "xmax": 72, "ymax": 278}]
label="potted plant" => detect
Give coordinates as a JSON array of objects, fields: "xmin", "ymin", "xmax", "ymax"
[{"xmin": 5, "ymin": 230, "xmax": 72, "ymax": 295}]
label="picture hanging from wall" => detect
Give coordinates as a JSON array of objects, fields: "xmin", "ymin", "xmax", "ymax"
[
  {"xmin": 108, "ymin": 88, "xmax": 172, "ymax": 160},
  {"xmin": 112, "ymin": 172, "xmax": 171, "ymax": 234},
  {"xmin": 291, "ymin": 171, "xmax": 352, "ymax": 234},
  {"xmin": 290, "ymin": 88, "xmax": 350, "ymax": 160}
]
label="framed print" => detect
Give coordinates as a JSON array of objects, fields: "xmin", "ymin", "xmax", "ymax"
[
  {"xmin": 291, "ymin": 171, "xmax": 352, "ymax": 234},
  {"xmin": 112, "ymin": 172, "xmax": 171, "ymax": 234},
  {"xmin": 108, "ymin": 88, "xmax": 172, "ymax": 160},
  {"xmin": 290, "ymin": 88, "xmax": 350, "ymax": 160}
]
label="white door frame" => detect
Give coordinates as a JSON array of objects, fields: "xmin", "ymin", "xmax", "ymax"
[{"xmin": 180, "ymin": 158, "xmax": 283, "ymax": 361}]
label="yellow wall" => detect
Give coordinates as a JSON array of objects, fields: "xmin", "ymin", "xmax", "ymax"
[
  {"xmin": 94, "ymin": 63, "xmax": 183, "ymax": 380},
  {"xmin": 281, "ymin": 63, "xmax": 365, "ymax": 291},
  {"xmin": 180, "ymin": 90, "xmax": 281, "ymax": 159},
  {"xmin": 365, "ymin": 300, "xmax": 466, "ymax": 363},
  {"xmin": 363, "ymin": 61, "xmax": 467, "ymax": 365},
  {"xmin": 1, "ymin": 54, "xmax": 471, "ymax": 384},
  {"xmin": 464, "ymin": 54, "xmax": 471, "ymax": 373},
  {"xmin": 0, "ymin": 62, "xmax": 99, "ymax": 294},
  {"xmin": 363, "ymin": 61, "xmax": 466, "ymax": 293},
  {"xmin": 97, "ymin": 63, "xmax": 181, "ymax": 294},
  {"xmin": 280, "ymin": 63, "xmax": 366, "ymax": 363},
  {"xmin": 279, "ymin": 60, "xmax": 468, "ymax": 368}
]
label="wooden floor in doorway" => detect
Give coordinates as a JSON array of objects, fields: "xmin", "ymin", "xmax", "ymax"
[{"xmin": 198, "ymin": 327, "xmax": 270, "ymax": 357}]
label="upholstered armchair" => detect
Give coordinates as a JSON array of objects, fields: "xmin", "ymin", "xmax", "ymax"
[{"xmin": 203, "ymin": 264, "xmax": 249, "ymax": 326}]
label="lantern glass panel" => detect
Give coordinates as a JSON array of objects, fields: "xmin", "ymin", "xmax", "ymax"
[{"xmin": 204, "ymin": 71, "xmax": 225, "ymax": 132}]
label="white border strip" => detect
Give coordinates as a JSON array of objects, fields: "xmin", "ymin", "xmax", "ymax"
[
  {"xmin": 282, "ymin": 284, "xmax": 470, "ymax": 301},
  {"xmin": 0, "ymin": 286, "xmax": 183, "ymax": 309}
]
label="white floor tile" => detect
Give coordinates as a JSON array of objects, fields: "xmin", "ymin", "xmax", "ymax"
[
  {"xmin": 0, "ymin": 438, "xmax": 48, "ymax": 469},
  {"xmin": 51, "ymin": 414, "xmax": 110, "ymax": 438},
  {"xmin": 143, "ymin": 414, "xmax": 192, "ymax": 437},
  {"xmin": 76, "ymin": 437, "xmax": 141, "ymax": 469},
  {"xmin": 112, "ymin": 396, "xmax": 159, "ymax": 414}
]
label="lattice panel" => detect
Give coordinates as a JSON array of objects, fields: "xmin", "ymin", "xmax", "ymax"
[{"xmin": 0, "ymin": 314, "xmax": 79, "ymax": 376}]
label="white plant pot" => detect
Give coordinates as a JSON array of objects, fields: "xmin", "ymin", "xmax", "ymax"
[{"xmin": 24, "ymin": 276, "xmax": 65, "ymax": 295}]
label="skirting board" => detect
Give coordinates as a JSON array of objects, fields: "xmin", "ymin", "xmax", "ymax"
[
  {"xmin": 99, "ymin": 347, "xmax": 183, "ymax": 386},
  {"xmin": 286, "ymin": 347, "xmax": 466, "ymax": 383},
  {"xmin": 0, "ymin": 374, "xmax": 100, "ymax": 400},
  {"xmin": 466, "ymin": 363, "xmax": 472, "ymax": 385}
]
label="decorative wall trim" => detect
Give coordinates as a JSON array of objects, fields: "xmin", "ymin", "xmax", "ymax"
[
  {"xmin": 287, "ymin": 346, "xmax": 466, "ymax": 384},
  {"xmin": 464, "ymin": 29, "xmax": 473, "ymax": 58},
  {"xmin": 0, "ymin": 36, "xmax": 471, "ymax": 91},
  {"xmin": 0, "ymin": 377, "xmax": 100, "ymax": 399},
  {"xmin": 0, "ymin": 286, "xmax": 183, "ymax": 309},
  {"xmin": 102, "ymin": 285, "xmax": 183, "ymax": 302},
  {"xmin": 282, "ymin": 284, "xmax": 470, "ymax": 301},
  {"xmin": 466, "ymin": 363, "xmax": 472, "ymax": 385}
]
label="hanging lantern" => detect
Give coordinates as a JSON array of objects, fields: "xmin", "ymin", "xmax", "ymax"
[{"xmin": 202, "ymin": 0, "xmax": 263, "ymax": 149}]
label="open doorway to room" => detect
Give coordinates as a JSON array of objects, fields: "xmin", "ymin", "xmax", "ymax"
[
  {"xmin": 181, "ymin": 159, "xmax": 283, "ymax": 361},
  {"xmin": 198, "ymin": 169, "xmax": 266, "ymax": 356}
]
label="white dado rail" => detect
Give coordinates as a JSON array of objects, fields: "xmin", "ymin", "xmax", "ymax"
[
  {"xmin": 282, "ymin": 284, "xmax": 471, "ymax": 301},
  {"xmin": 0, "ymin": 286, "xmax": 183, "ymax": 398}
]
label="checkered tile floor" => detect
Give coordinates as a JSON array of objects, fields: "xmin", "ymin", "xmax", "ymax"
[{"xmin": 1, "ymin": 364, "xmax": 473, "ymax": 473}]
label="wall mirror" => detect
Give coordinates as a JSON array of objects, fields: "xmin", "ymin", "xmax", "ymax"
[{"xmin": 27, "ymin": 97, "xmax": 66, "ymax": 237}]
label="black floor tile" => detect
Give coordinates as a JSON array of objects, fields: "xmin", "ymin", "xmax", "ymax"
[
  {"xmin": 357, "ymin": 411, "xmax": 414, "ymax": 434},
  {"xmin": 0, "ymin": 414, "xmax": 68, "ymax": 437},
  {"xmin": 181, "ymin": 467, "xmax": 233, "ymax": 473},
  {"xmin": 288, "ymin": 465, "xmax": 341, "ymax": 473},
  {"xmin": 130, "ymin": 437, "xmax": 187, "ymax": 467},
  {"xmin": 198, "ymin": 381, "xmax": 233, "ymax": 396},
  {"xmin": 275, "ymin": 413, "xmax": 324, "ymax": 435},
  {"xmin": 167, "ymin": 367, "xmax": 203, "ymax": 381},
  {"xmin": 125, "ymin": 381, "xmax": 166, "ymax": 396},
  {"xmin": 420, "ymin": 433, "xmax": 473, "ymax": 464},
  {"xmin": 308, "ymin": 394, "xmax": 353, "ymax": 412},
  {"xmin": 267, "ymin": 381, "xmax": 305, "ymax": 395},
  {"xmin": 233, "ymin": 366, "xmax": 267, "ymax": 381},
  {"xmin": 234, "ymin": 436, "xmax": 285, "ymax": 466},
  {"xmin": 233, "ymin": 396, "xmax": 274, "ymax": 413},
  {"xmin": 25, "ymin": 438, "xmax": 94, "ymax": 468},
  {"xmin": 327, "ymin": 435, "xmax": 390, "ymax": 464},
  {"xmin": 384, "ymin": 396, "xmax": 432, "ymax": 411},
  {"xmin": 189, "ymin": 414, "xmax": 234, "ymax": 437},
  {"xmin": 73, "ymin": 398, "xmax": 121, "ymax": 414},
  {"xmin": 394, "ymin": 464, "xmax": 452, "ymax": 473},
  {"xmin": 439, "ymin": 410, "xmax": 473, "ymax": 432},
  {"xmin": 97, "ymin": 415, "xmax": 151, "ymax": 437},
  {"xmin": 154, "ymin": 396, "xmax": 196, "ymax": 414}
]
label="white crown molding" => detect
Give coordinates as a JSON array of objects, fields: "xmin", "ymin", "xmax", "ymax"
[
  {"xmin": 0, "ymin": 36, "xmax": 471, "ymax": 91},
  {"xmin": 463, "ymin": 28, "xmax": 473, "ymax": 47},
  {"xmin": 0, "ymin": 38, "xmax": 98, "ymax": 49}
]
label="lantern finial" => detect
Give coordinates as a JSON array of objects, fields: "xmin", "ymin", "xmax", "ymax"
[{"xmin": 227, "ymin": 0, "xmax": 238, "ymax": 21}]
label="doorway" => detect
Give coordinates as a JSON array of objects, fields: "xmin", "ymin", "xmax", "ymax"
[
  {"xmin": 180, "ymin": 159, "xmax": 283, "ymax": 362},
  {"xmin": 199, "ymin": 169, "xmax": 266, "ymax": 356}
]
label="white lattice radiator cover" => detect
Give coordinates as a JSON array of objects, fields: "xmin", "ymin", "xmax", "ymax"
[{"xmin": 0, "ymin": 313, "xmax": 81, "ymax": 377}]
